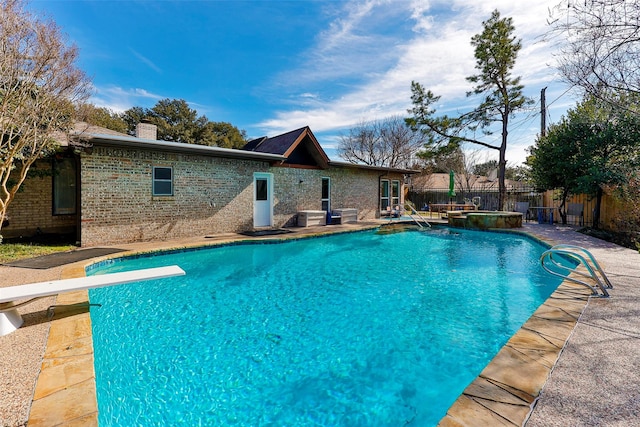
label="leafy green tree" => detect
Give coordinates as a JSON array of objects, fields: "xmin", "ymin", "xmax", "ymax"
[
  {"xmin": 120, "ymin": 106, "xmax": 147, "ymax": 135},
  {"xmin": 0, "ymin": 0, "xmax": 91, "ymax": 238},
  {"xmin": 121, "ymin": 99, "xmax": 247, "ymax": 148},
  {"xmin": 200, "ymin": 121, "xmax": 247, "ymax": 149},
  {"xmin": 407, "ymin": 10, "xmax": 533, "ymax": 210},
  {"xmin": 505, "ymin": 165, "xmax": 529, "ymax": 182},
  {"xmin": 572, "ymin": 95, "xmax": 640, "ymax": 228},
  {"xmin": 527, "ymin": 93, "xmax": 640, "ymax": 228},
  {"xmin": 472, "ymin": 160, "xmax": 498, "ymax": 177},
  {"xmin": 525, "ymin": 117, "xmax": 583, "ymax": 224},
  {"xmin": 149, "ymin": 98, "xmax": 203, "ymax": 144},
  {"xmin": 76, "ymin": 103, "xmax": 127, "ymax": 134},
  {"xmin": 420, "ymin": 146, "xmax": 464, "ymax": 174}
]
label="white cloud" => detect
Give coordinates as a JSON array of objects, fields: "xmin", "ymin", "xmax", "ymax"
[
  {"xmin": 256, "ymin": 0, "xmax": 569, "ymax": 165},
  {"xmin": 130, "ymin": 48, "xmax": 162, "ymax": 74},
  {"xmin": 89, "ymin": 85, "xmax": 164, "ymax": 113},
  {"xmin": 266, "ymin": 0, "xmax": 409, "ymax": 90}
]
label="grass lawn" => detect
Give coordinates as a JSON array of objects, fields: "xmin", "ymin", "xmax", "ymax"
[{"xmin": 0, "ymin": 242, "xmax": 76, "ymax": 264}]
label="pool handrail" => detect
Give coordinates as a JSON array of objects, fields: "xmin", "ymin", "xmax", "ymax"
[
  {"xmin": 549, "ymin": 244, "xmax": 613, "ymax": 289},
  {"xmin": 0, "ymin": 265, "xmax": 186, "ymax": 336},
  {"xmin": 407, "ymin": 204, "xmax": 431, "ymax": 228},
  {"xmin": 540, "ymin": 245, "xmax": 612, "ymax": 297}
]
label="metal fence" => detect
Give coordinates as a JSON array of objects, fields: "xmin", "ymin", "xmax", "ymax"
[{"xmin": 406, "ymin": 187, "xmax": 597, "ymax": 227}]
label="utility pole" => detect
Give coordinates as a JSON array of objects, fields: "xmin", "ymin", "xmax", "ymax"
[{"xmin": 541, "ymin": 87, "xmax": 547, "ymax": 138}]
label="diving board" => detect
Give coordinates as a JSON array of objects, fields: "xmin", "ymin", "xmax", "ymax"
[{"xmin": 0, "ymin": 265, "xmax": 185, "ymax": 336}]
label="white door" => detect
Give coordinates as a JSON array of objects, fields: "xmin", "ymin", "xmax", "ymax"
[{"xmin": 253, "ymin": 173, "xmax": 273, "ymax": 227}]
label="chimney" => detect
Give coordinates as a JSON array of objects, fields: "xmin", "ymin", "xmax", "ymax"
[{"xmin": 136, "ymin": 121, "xmax": 157, "ymax": 140}]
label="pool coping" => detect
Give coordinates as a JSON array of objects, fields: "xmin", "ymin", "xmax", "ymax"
[{"xmin": 26, "ymin": 224, "xmax": 592, "ymax": 426}]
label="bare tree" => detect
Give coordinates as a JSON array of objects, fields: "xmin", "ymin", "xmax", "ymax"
[
  {"xmin": 379, "ymin": 116, "xmax": 426, "ymax": 168},
  {"xmin": 337, "ymin": 116, "xmax": 424, "ymax": 168},
  {"xmin": 0, "ymin": 0, "xmax": 91, "ymax": 238},
  {"xmin": 337, "ymin": 120, "xmax": 380, "ymax": 165},
  {"xmin": 548, "ymin": 0, "xmax": 640, "ymax": 104},
  {"xmin": 456, "ymin": 150, "xmax": 491, "ymax": 194}
]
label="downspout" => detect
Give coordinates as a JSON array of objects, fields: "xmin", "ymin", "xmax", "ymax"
[{"xmin": 75, "ymin": 152, "xmax": 81, "ymax": 246}]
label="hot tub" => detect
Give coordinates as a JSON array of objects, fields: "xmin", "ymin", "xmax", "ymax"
[{"xmin": 448, "ymin": 211, "xmax": 523, "ymax": 230}]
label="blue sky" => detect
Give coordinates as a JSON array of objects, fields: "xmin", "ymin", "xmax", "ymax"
[{"xmin": 30, "ymin": 0, "xmax": 577, "ymax": 165}]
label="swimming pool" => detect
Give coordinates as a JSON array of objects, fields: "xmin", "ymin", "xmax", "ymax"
[{"xmin": 88, "ymin": 227, "xmax": 560, "ymax": 426}]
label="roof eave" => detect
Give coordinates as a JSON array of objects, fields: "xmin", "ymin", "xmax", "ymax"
[
  {"xmin": 81, "ymin": 133, "xmax": 287, "ymax": 162},
  {"xmin": 327, "ymin": 160, "xmax": 420, "ymax": 175}
]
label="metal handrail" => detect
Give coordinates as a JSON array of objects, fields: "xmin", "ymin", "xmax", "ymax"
[
  {"xmin": 0, "ymin": 297, "xmax": 43, "ymax": 313},
  {"xmin": 407, "ymin": 205, "xmax": 431, "ymax": 228},
  {"xmin": 548, "ymin": 244, "xmax": 613, "ymax": 289},
  {"xmin": 540, "ymin": 245, "xmax": 612, "ymax": 297}
]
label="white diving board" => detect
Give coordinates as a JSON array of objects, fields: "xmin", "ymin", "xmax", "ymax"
[{"xmin": 0, "ymin": 265, "xmax": 185, "ymax": 336}]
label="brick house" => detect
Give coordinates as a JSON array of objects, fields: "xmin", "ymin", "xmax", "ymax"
[{"xmin": 4, "ymin": 123, "xmax": 415, "ymax": 246}]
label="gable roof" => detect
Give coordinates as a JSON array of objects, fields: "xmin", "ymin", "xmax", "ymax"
[
  {"xmin": 242, "ymin": 126, "xmax": 329, "ymax": 169},
  {"xmin": 243, "ymin": 136, "xmax": 268, "ymax": 151}
]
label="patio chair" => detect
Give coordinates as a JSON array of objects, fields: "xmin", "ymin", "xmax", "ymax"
[
  {"xmin": 567, "ymin": 203, "xmax": 584, "ymax": 226},
  {"xmin": 514, "ymin": 202, "xmax": 530, "ymax": 221},
  {"xmin": 385, "ymin": 205, "xmax": 401, "ymax": 218}
]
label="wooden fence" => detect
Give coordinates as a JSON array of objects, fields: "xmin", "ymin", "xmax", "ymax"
[
  {"xmin": 407, "ymin": 187, "xmax": 626, "ymax": 230},
  {"xmin": 541, "ymin": 191, "xmax": 624, "ymax": 229}
]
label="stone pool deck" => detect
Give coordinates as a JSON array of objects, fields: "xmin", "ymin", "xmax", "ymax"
[
  {"xmin": 1, "ymin": 222, "xmax": 639, "ymax": 426},
  {"xmin": 441, "ymin": 225, "xmax": 640, "ymax": 426}
]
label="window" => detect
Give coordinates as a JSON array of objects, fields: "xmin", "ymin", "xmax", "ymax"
[
  {"xmin": 53, "ymin": 157, "xmax": 76, "ymax": 215},
  {"xmin": 381, "ymin": 179, "xmax": 401, "ymax": 210},
  {"xmin": 380, "ymin": 180, "xmax": 389, "ymax": 210},
  {"xmin": 391, "ymin": 180, "xmax": 400, "ymax": 208},
  {"xmin": 256, "ymin": 178, "xmax": 268, "ymax": 201},
  {"xmin": 321, "ymin": 177, "xmax": 330, "ymax": 211},
  {"xmin": 153, "ymin": 166, "xmax": 173, "ymax": 196}
]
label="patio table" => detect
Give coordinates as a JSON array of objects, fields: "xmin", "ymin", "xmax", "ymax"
[
  {"xmin": 429, "ymin": 203, "xmax": 476, "ymax": 213},
  {"xmin": 530, "ymin": 206, "xmax": 556, "ymax": 224}
]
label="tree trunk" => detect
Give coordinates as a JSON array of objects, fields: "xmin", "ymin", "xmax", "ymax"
[
  {"xmin": 498, "ymin": 117, "xmax": 508, "ymax": 211},
  {"xmin": 593, "ymin": 186, "xmax": 603, "ymax": 229},
  {"xmin": 0, "ymin": 208, "xmax": 7, "ymax": 242},
  {"xmin": 559, "ymin": 188, "xmax": 569, "ymax": 224}
]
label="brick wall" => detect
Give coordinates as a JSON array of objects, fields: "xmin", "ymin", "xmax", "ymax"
[
  {"xmin": 80, "ymin": 146, "xmax": 404, "ymax": 246},
  {"xmin": 272, "ymin": 166, "xmax": 400, "ymax": 226},
  {"xmin": 80, "ymin": 146, "xmax": 271, "ymax": 246},
  {"xmin": 3, "ymin": 160, "xmax": 77, "ymax": 239}
]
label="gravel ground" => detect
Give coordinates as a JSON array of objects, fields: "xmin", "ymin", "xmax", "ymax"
[
  {"xmin": 0, "ymin": 266, "xmax": 62, "ymax": 427},
  {"xmin": 525, "ymin": 226, "xmax": 640, "ymax": 426}
]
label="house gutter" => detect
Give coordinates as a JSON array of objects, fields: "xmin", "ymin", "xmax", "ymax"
[
  {"xmin": 77, "ymin": 133, "xmax": 287, "ymax": 162},
  {"xmin": 327, "ymin": 160, "xmax": 419, "ymax": 175}
]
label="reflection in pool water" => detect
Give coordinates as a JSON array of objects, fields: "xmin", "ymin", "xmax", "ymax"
[{"xmin": 89, "ymin": 228, "xmax": 559, "ymax": 426}]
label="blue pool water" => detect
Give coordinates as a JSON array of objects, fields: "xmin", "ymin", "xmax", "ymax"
[{"xmin": 88, "ymin": 228, "xmax": 560, "ymax": 426}]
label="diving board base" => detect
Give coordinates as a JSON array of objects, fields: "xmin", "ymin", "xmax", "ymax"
[{"xmin": 0, "ymin": 307, "xmax": 24, "ymax": 336}]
